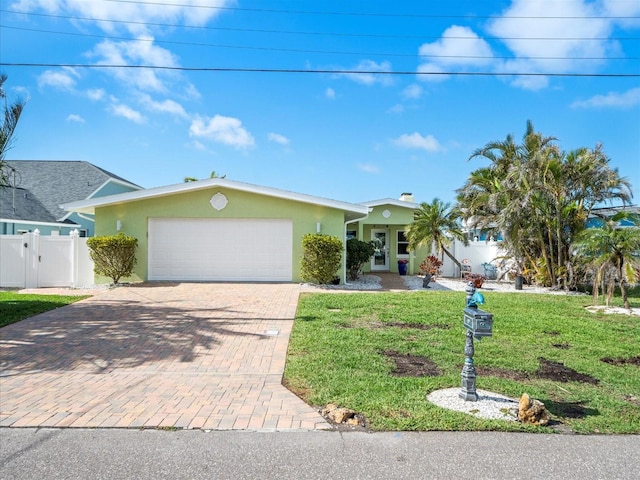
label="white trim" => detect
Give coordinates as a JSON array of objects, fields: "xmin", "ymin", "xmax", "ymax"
[
  {"xmin": 0, "ymin": 218, "xmax": 81, "ymax": 228},
  {"xmin": 62, "ymin": 178, "xmax": 370, "ymax": 218},
  {"xmin": 360, "ymin": 198, "xmax": 420, "ymax": 209}
]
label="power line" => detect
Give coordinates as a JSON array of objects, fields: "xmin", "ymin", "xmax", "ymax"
[
  {"xmin": 4, "ymin": 25, "xmax": 637, "ymax": 61},
  {"xmin": 2, "ymin": 63, "xmax": 637, "ymax": 77},
  {"xmin": 101, "ymin": 0, "xmax": 639, "ymax": 19},
  {"xmin": 3, "ymin": 8, "xmax": 638, "ymax": 42}
]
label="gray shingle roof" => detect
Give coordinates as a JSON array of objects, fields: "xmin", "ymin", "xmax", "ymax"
[
  {"xmin": 0, "ymin": 186, "xmax": 58, "ymax": 223},
  {"xmin": 3, "ymin": 160, "xmax": 141, "ymax": 221}
]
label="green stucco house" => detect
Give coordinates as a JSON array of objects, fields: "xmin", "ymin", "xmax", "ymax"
[{"xmin": 62, "ymin": 178, "xmax": 427, "ymax": 283}]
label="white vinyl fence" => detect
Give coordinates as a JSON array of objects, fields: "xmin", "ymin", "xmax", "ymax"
[
  {"xmin": 438, "ymin": 238, "xmax": 508, "ymax": 279},
  {"xmin": 0, "ymin": 230, "xmax": 94, "ymax": 288}
]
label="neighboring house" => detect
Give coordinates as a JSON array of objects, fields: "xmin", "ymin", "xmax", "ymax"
[
  {"xmin": 1, "ymin": 160, "xmax": 142, "ymax": 236},
  {"xmin": 62, "ymin": 179, "xmax": 429, "ymax": 283},
  {"xmin": 586, "ymin": 206, "xmax": 640, "ymax": 228}
]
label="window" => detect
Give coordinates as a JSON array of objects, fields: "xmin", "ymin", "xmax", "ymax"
[
  {"xmin": 346, "ymin": 230, "xmax": 357, "ymax": 239},
  {"xmin": 397, "ymin": 231, "xmax": 409, "ymax": 255}
]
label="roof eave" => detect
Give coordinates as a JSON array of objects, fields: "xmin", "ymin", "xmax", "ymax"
[{"xmin": 62, "ymin": 178, "xmax": 370, "ymax": 216}]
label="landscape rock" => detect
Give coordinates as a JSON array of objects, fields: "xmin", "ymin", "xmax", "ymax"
[
  {"xmin": 321, "ymin": 403, "xmax": 358, "ymax": 424},
  {"xmin": 518, "ymin": 393, "xmax": 549, "ymax": 425}
]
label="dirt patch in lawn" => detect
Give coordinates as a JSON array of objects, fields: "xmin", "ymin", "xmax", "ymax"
[
  {"xmin": 383, "ymin": 350, "xmax": 442, "ymax": 377},
  {"xmin": 601, "ymin": 356, "xmax": 640, "ymax": 367},
  {"xmin": 386, "ymin": 322, "xmax": 451, "ymax": 331},
  {"xmin": 477, "ymin": 358, "xmax": 599, "ymax": 384}
]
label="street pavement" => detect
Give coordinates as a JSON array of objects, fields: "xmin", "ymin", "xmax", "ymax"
[{"xmin": 1, "ymin": 428, "xmax": 638, "ymax": 479}]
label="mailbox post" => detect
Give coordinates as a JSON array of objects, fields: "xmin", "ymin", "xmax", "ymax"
[{"xmin": 459, "ymin": 282, "xmax": 493, "ymax": 401}]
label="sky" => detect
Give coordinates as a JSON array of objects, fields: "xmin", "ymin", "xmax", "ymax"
[{"xmin": 1, "ymin": 0, "xmax": 639, "ymax": 206}]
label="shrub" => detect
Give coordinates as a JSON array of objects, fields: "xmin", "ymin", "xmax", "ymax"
[
  {"xmin": 301, "ymin": 233, "xmax": 343, "ymax": 284},
  {"xmin": 346, "ymin": 238, "xmax": 376, "ymax": 280},
  {"xmin": 87, "ymin": 233, "xmax": 138, "ymax": 284}
]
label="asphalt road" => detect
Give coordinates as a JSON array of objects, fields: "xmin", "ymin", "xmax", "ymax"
[{"xmin": 1, "ymin": 429, "xmax": 639, "ymax": 479}]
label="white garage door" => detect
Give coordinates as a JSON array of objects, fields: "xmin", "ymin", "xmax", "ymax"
[{"xmin": 148, "ymin": 218, "xmax": 293, "ymax": 281}]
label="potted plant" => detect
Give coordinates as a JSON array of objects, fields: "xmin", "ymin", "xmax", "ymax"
[
  {"xmin": 469, "ymin": 273, "xmax": 486, "ymax": 289},
  {"xmin": 419, "ymin": 255, "xmax": 443, "ymax": 286},
  {"xmin": 397, "ymin": 259, "xmax": 409, "ymax": 276}
]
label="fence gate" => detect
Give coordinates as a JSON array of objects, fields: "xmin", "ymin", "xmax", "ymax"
[{"xmin": 0, "ymin": 230, "xmax": 93, "ymax": 288}]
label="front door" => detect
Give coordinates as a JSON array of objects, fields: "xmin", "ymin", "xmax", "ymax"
[{"xmin": 371, "ymin": 229, "xmax": 389, "ymax": 271}]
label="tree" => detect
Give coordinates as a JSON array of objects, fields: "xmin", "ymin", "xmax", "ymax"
[
  {"xmin": 346, "ymin": 238, "xmax": 375, "ymax": 280},
  {"xmin": 0, "ymin": 73, "xmax": 26, "ymax": 186},
  {"xmin": 457, "ymin": 121, "xmax": 632, "ymax": 288},
  {"xmin": 300, "ymin": 234, "xmax": 343, "ymax": 284},
  {"xmin": 184, "ymin": 170, "xmax": 226, "ymax": 182},
  {"xmin": 87, "ymin": 233, "xmax": 138, "ymax": 284},
  {"xmin": 406, "ymin": 198, "xmax": 467, "ymax": 271},
  {"xmin": 575, "ymin": 212, "xmax": 640, "ymax": 309}
]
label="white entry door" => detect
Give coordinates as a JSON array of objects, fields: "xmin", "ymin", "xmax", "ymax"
[{"xmin": 370, "ymin": 229, "xmax": 389, "ymax": 271}]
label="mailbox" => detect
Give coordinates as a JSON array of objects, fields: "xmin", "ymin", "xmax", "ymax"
[{"xmin": 463, "ymin": 306, "xmax": 493, "ymax": 339}]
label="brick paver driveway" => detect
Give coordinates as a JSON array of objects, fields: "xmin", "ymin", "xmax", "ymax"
[{"xmin": 0, "ymin": 283, "xmax": 330, "ymax": 430}]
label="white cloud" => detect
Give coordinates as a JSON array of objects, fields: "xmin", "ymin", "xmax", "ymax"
[
  {"xmin": 325, "ymin": 87, "xmax": 336, "ymax": 99},
  {"xmin": 401, "ymin": 84, "xmax": 423, "ymax": 100},
  {"xmin": 109, "ymin": 103, "xmax": 145, "ymax": 124},
  {"xmin": 189, "ymin": 114, "xmax": 255, "ymax": 149},
  {"xmin": 341, "ymin": 59, "xmax": 394, "ymax": 86},
  {"xmin": 416, "ymin": 26, "xmax": 493, "ymax": 83},
  {"xmin": 86, "ymin": 88, "xmax": 106, "ymax": 101},
  {"xmin": 268, "ymin": 132, "xmax": 290, "ymax": 145},
  {"xmin": 393, "ymin": 132, "xmax": 443, "ymax": 152},
  {"xmin": 357, "ymin": 163, "xmax": 380, "ymax": 174},
  {"xmin": 571, "ymin": 87, "xmax": 640, "ymax": 109},
  {"xmin": 37, "ymin": 68, "xmax": 78, "ymax": 90},
  {"xmin": 91, "ymin": 39, "xmax": 182, "ymax": 93},
  {"xmin": 139, "ymin": 93, "xmax": 189, "ymax": 119},
  {"xmin": 388, "ymin": 104, "xmax": 404, "ymax": 114},
  {"xmin": 487, "ymin": 0, "xmax": 620, "ymax": 89},
  {"xmin": 11, "ymin": 0, "xmax": 234, "ymax": 35},
  {"xmin": 66, "ymin": 114, "xmax": 85, "ymax": 123}
]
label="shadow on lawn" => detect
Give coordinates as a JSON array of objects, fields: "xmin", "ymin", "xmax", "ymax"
[{"xmin": 0, "ymin": 283, "xmax": 283, "ymax": 374}]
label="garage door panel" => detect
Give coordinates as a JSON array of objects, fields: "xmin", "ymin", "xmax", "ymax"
[{"xmin": 149, "ymin": 218, "xmax": 292, "ymax": 281}]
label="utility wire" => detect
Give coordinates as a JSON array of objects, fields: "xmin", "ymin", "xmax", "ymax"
[
  {"xmin": 1, "ymin": 63, "xmax": 637, "ymax": 77},
  {"xmin": 2, "ymin": 8, "xmax": 638, "ymax": 42},
  {"xmin": 4, "ymin": 25, "xmax": 636, "ymax": 61},
  {"xmin": 101, "ymin": 0, "xmax": 639, "ymax": 19}
]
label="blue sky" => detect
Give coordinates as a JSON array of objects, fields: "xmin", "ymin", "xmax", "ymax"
[{"xmin": 1, "ymin": 0, "xmax": 639, "ymax": 205}]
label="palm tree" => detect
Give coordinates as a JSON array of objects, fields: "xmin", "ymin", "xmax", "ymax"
[
  {"xmin": 406, "ymin": 198, "xmax": 467, "ymax": 271},
  {"xmin": 575, "ymin": 212, "xmax": 640, "ymax": 309},
  {"xmin": 0, "ymin": 73, "xmax": 26, "ymax": 186},
  {"xmin": 457, "ymin": 120, "xmax": 633, "ymax": 288}
]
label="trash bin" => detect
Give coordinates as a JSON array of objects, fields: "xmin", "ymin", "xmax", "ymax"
[{"xmin": 515, "ymin": 275, "xmax": 523, "ymax": 290}]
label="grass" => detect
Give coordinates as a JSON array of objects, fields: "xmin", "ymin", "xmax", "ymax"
[
  {"xmin": 284, "ymin": 288, "xmax": 640, "ymax": 433},
  {"xmin": 0, "ymin": 291, "xmax": 90, "ymax": 328}
]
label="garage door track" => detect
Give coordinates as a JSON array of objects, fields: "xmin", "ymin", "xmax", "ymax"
[{"xmin": 0, "ymin": 283, "xmax": 330, "ymax": 430}]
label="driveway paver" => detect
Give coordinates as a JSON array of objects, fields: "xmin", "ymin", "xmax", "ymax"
[{"xmin": 0, "ymin": 283, "xmax": 330, "ymax": 430}]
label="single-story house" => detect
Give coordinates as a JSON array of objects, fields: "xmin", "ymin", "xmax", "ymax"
[
  {"xmin": 1, "ymin": 160, "xmax": 142, "ymax": 236},
  {"xmin": 62, "ymin": 178, "xmax": 429, "ymax": 283}
]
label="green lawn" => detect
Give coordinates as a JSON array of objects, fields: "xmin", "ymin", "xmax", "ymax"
[
  {"xmin": 0, "ymin": 291, "xmax": 90, "ymax": 328},
  {"xmin": 284, "ymin": 289, "xmax": 640, "ymax": 433}
]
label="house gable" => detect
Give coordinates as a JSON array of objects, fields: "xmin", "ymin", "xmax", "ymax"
[{"xmin": 2, "ymin": 160, "xmax": 141, "ymax": 236}]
